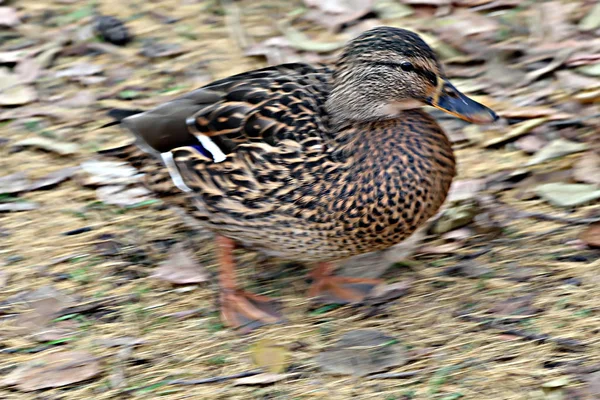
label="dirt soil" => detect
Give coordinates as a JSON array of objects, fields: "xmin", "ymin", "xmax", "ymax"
[{"xmin": 1, "ymin": 1, "xmax": 599, "ymax": 399}]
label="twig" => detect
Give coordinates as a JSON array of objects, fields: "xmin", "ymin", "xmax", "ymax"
[
  {"xmin": 55, "ymin": 294, "xmax": 139, "ymax": 317},
  {"xmin": 168, "ymin": 370, "xmax": 262, "ymax": 385},
  {"xmin": 367, "ymin": 370, "xmax": 424, "ymax": 380},
  {"xmin": 457, "ymin": 314, "xmax": 587, "ymax": 350}
]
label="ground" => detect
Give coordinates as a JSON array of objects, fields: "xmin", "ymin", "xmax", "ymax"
[{"xmin": 1, "ymin": 1, "xmax": 599, "ymax": 399}]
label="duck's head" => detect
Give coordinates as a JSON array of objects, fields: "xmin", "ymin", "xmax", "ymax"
[{"xmin": 326, "ymin": 27, "xmax": 498, "ymax": 127}]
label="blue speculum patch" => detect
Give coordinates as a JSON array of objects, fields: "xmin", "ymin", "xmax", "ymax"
[{"xmin": 192, "ymin": 143, "xmax": 213, "ymax": 160}]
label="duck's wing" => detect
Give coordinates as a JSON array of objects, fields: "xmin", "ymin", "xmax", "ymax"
[
  {"xmin": 110, "ymin": 63, "xmax": 334, "ymax": 219},
  {"xmin": 112, "ymin": 63, "xmax": 331, "ymax": 159}
]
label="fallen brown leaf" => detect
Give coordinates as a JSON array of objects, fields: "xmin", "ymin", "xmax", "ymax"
[
  {"xmin": 0, "ymin": 84, "xmax": 37, "ymax": 106},
  {"xmin": 489, "ymin": 295, "xmax": 538, "ymax": 316},
  {"xmin": 0, "ymin": 172, "xmax": 31, "ymax": 194},
  {"xmin": 78, "ymin": 159, "xmax": 141, "ymax": 187},
  {"xmin": 0, "ymin": 6, "xmax": 19, "ymax": 27},
  {"xmin": 15, "ymin": 58, "xmax": 42, "ymax": 84},
  {"xmin": 361, "ymin": 280, "xmax": 412, "ymax": 306},
  {"xmin": 12, "ymin": 137, "xmax": 79, "ymax": 155},
  {"xmin": 250, "ymin": 339, "xmax": 290, "ymax": 374},
  {"xmin": 445, "ymin": 179, "xmax": 485, "ymax": 203},
  {"xmin": 151, "ymin": 243, "xmax": 210, "ymax": 284},
  {"xmin": 27, "ymin": 166, "xmax": 79, "ymax": 191},
  {"xmin": 95, "ymin": 185, "xmax": 152, "ymax": 207},
  {"xmin": 2, "ymin": 351, "xmax": 101, "ymax": 392},
  {"xmin": 56, "ymin": 62, "xmax": 103, "ymax": 78},
  {"xmin": 526, "ymin": 138, "xmax": 588, "ymax": 167},
  {"xmin": 535, "ymin": 183, "xmax": 600, "ymax": 208},
  {"xmin": 31, "ymin": 320, "xmax": 78, "ymax": 342},
  {"xmin": 0, "ymin": 202, "xmax": 39, "ymax": 212},
  {"xmin": 514, "ymin": 135, "xmax": 547, "ymax": 154},
  {"xmin": 580, "ymin": 223, "xmax": 600, "ymax": 248},
  {"xmin": 303, "ymin": 0, "xmax": 375, "ymax": 31},
  {"xmin": 316, "ymin": 330, "xmax": 406, "ymax": 376},
  {"xmin": 573, "ymin": 152, "xmax": 600, "ymax": 185}
]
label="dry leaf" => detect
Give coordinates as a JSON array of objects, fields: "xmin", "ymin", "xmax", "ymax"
[
  {"xmin": 338, "ymin": 251, "xmax": 392, "ymax": 279},
  {"xmin": 361, "ymin": 280, "xmax": 412, "ymax": 306},
  {"xmin": 78, "ymin": 160, "xmax": 141, "ymax": 186},
  {"xmin": 573, "ymin": 152, "xmax": 600, "ymax": 185},
  {"xmin": 13, "ymin": 137, "xmax": 79, "ymax": 155},
  {"xmin": 585, "ymin": 370, "xmax": 600, "ymax": 396},
  {"xmin": 152, "ymin": 243, "xmax": 209, "ymax": 284},
  {"xmin": 278, "ymin": 22, "xmax": 346, "ymax": 53},
  {"xmin": 32, "ymin": 320, "xmax": 78, "ymax": 342},
  {"xmin": 316, "ymin": 330, "xmax": 406, "ymax": 376},
  {"xmin": 56, "ymin": 63, "xmax": 103, "ymax": 78},
  {"xmin": 483, "ymin": 118, "xmax": 548, "ymax": 148},
  {"xmin": 446, "ymin": 179, "xmax": 485, "ymax": 203},
  {"xmin": 56, "ymin": 91, "xmax": 96, "ymax": 108},
  {"xmin": 95, "ymin": 185, "xmax": 152, "ymax": 207},
  {"xmin": 526, "ymin": 139, "xmax": 588, "ymax": 167},
  {"xmin": 0, "ymin": 202, "xmax": 39, "ymax": 212},
  {"xmin": 514, "ymin": 135, "xmax": 547, "ymax": 154},
  {"xmin": 489, "ymin": 295, "xmax": 538, "ymax": 316},
  {"xmin": 234, "ymin": 373, "xmax": 290, "ymax": 386},
  {"xmin": 577, "ymin": 63, "xmax": 600, "ymax": 77},
  {"xmin": 250, "ymin": 339, "xmax": 290, "ymax": 374},
  {"xmin": 373, "ymin": 0, "xmax": 413, "ymax": 19},
  {"xmin": 245, "ymin": 37, "xmax": 306, "ymax": 65},
  {"xmin": 94, "ymin": 337, "xmax": 147, "ymax": 348},
  {"xmin": 556, "ymin": 70, "xmax": 600, "ymax": 92},
  {"xmin": 533, "ymin": 1, "xmax": 575, "ymax": 44},
  {"xmin": 580, "ymin": 223, "xmax": 600, "ymax": 248},
  {"xmin": 11, "ymin": 293, "xmax": 72, "ymax": 339},
  {"xmin": 579, "ymin": 3, "xmax": 600, "ymax": 31},
  {"xmin": 0, "ymin": 172, "xmax": 31, "ymax": 194},
  {"xmin": 339, "ymin": 229, "xmax": 425, "ymax": 279},
  {"xmin": 535, "ymin": 183, "xmax": 600, "ymax": 208},
  {"xmin": 0, "ymin": 7, "xmax": 19, "ymax": 27},
  {"xmin": 303, "ymin": 0, "xmax": 375, "ymax": 30},
  {"xmin": 2, "ymin": 351, "xmax": 101, "ymax": 391},
  {"xmin": 0, "ymin": 84, "xmax": 37, "ymax": 106},
  {"xmin": 15, "ymin": 58, "xmax": 42, "ymax": 84},
  {"xmin": 28, "ymin": 167, "xmax": 79, "ymax": 191}
]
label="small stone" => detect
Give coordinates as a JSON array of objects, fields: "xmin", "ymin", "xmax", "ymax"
[{"xmin": 94, "ymin": 16, "xmax": 131, "ymax": 46}]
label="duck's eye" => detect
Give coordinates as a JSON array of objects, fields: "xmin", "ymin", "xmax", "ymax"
[{"xmin": 400, "ymin": 61, "xmax": 414, "ymax": 72}]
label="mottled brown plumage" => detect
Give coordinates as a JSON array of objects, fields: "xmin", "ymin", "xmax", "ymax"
[{"xmin": 104, "ymin": 27, "xmax": 497, "ymax": 331}]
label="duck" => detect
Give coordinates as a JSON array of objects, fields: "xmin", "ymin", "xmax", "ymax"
[{"xmin": 103, "ymin": 27, "xmax": 498, "ymax": 332}]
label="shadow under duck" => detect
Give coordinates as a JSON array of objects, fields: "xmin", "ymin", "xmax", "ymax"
[{"xmin": 103, "ymin": 27, "xmax": 497, "ymax": 332}]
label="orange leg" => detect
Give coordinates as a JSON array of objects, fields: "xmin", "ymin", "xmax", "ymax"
[
  {"xmin": 308, "ymin": 262, "xmax": 383, "ymax": 304},
  {"xmin": 216, "ymin": 235, "xmax": 283, "ymax": 332}
]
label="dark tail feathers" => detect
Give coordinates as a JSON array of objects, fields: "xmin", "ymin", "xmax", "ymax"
[{"xmin": 98, "ymin": 108, "xmax": 145, "ymax": 129}]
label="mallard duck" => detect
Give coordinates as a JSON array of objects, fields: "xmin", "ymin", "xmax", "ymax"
[{"xmin": 104, "ymin": 27, "xmax": 497, "ymax": 332}]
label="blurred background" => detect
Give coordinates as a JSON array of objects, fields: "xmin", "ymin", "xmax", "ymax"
[{"xmin": 0, "ymin": 1, "xmax": 599, "ymax": 399}]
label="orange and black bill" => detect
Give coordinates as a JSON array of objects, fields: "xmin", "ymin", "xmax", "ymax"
[{"xmin": 427, "ymin": 79, "xmax": 498, "ymax": 124}]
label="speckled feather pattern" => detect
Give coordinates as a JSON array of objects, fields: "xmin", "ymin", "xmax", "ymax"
[{"xmin": 106, "ymin": 28, "xmax": 457, "ymax": 263}]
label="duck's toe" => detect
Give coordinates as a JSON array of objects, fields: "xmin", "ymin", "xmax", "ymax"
[
  {"xmin": 308, "ymin": 275, "xmax": 383, "ymax": 305},
  {"xmin": 220, "ymin": 290, "xmax": 284, "ymax": 334}
]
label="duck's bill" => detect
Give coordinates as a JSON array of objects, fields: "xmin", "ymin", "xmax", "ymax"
[{"xmin": 427, "ymin": 80, "xmax": 498, "ymax": 124}]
